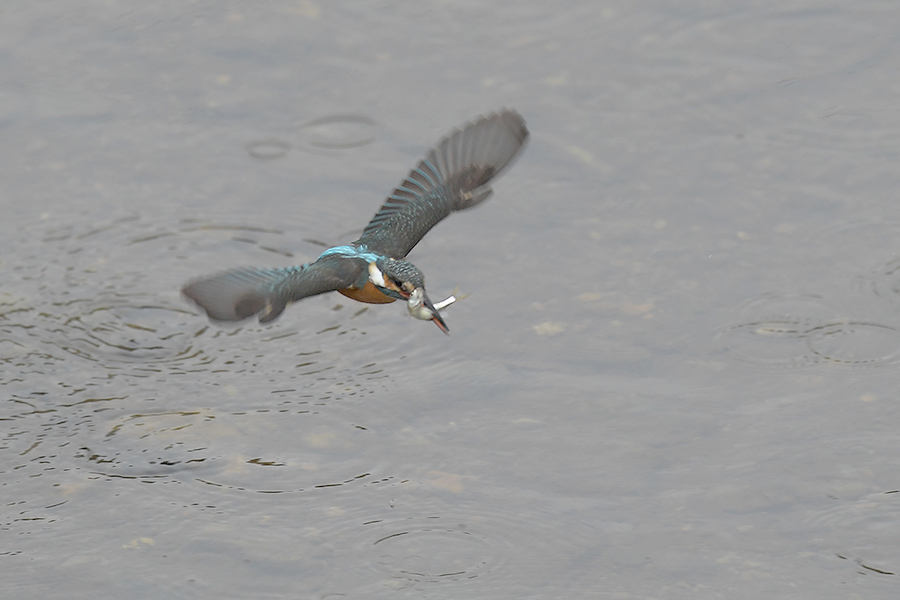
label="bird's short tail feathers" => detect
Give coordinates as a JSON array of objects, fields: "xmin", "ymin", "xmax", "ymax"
[
  {"xmin": 182, "ymin": 266, "xmax": 304, "ymax": 323},
  {"xmin": 424, "ymin": 109, "xmax": 529, "ymax": 211}
]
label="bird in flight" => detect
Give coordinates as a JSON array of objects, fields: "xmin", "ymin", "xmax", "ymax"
[{"xmin": 182, "ymin": 110, "xmax": 529, "ymax": 334}]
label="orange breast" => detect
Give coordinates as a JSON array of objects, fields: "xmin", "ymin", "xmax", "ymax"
[{"xmin": 338, "ymin": 281, "xmax": 398, "ymax": 304}]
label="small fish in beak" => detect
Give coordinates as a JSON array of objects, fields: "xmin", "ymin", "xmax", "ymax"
[{"xmin": 407, "ymin": 287, "xmax": 450, "ymax": 334}]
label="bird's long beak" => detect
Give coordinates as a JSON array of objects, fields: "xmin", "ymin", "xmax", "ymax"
[
  {"xmin": 424, "ymin": 294, "xmax": 450, "ymax": 335},
  {"xmin": 407, "ymin": 288, "xmax": 450, "ymax": 335}
]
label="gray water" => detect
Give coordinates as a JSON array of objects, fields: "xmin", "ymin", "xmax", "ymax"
[{"xmin": 3, "ymin": 1, "xmax": 900, "ymax": 598}]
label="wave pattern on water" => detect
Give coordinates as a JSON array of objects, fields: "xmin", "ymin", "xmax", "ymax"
[{"xmin": 0, "ymin": 215, "xmax": 403, "ymax": 544}]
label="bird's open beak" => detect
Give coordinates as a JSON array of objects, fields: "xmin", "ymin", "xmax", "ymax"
[{"xmin": 407, "ymin": 288, "xmax": 450, "ymax": 335}]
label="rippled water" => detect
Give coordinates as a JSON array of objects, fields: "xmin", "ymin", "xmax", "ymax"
[{"xmin": 4, "ymin": 1, "xmax": 900, "ymax": 598}]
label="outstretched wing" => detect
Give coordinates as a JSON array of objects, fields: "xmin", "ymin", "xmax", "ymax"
[
  {"xmin": 182, "ymin": 255, "xmax": 362, "ymax": 323},
  {"xmin": 357, "ymin": 110, "xmax": 529, "ymax": 259}
]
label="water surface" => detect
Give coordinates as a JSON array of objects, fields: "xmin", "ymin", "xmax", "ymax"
[{"xmin": 3, "ymin": 1, "xmax": 900, "ymax": 598}]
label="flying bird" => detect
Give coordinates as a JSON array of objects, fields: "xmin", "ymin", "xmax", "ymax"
[{"xmin": 182, "ymin": 110, "xmax": 529, "ymax": 334}]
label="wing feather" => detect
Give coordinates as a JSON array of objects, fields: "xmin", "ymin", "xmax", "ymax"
[
  {"xmin": 357, "ymin": 109, "xmax": 529, "ymax": 258},
  {"xmin": 182, "ymin": 255, "xmax": 362, "ymax": 323}
]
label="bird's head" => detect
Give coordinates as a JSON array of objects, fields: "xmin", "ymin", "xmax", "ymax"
[{"xmin": 368, "ymin": 258, "xmax": 449, "ymax": 334}]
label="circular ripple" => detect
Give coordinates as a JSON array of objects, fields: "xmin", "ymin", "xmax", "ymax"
[
  {"xmin": 246, "ymin": 139, "xmax": 290, "ymax": 160},
  {"xmin": 806, "ymin": 220, "xmax": 900, "ymax": 247},
  {"xmin": 719, "ymin": 294, "xmax": 900, "ymax": 369},
  {"xmin": 761, "ymin": 114, "xmax": 900, "ymax": 157},
  {"xmin": 309, "ymin": 490, "xmax": 602, "ymax": 596},
  {"xmin": 804, "ymin": 221, "xmax": 900, "ymax": 310},
  {"xmin": 80, "ymin": 409, "xmax": 386, "ymax": 493},
  {"xmin": 6, "ymin": 218, "xmax": 333, "ymax": 373},
  {"xmin": 859, "ymin": 256, "xmax": 900, "ymax": 304},
  {"xmin": 806, "ymin": 322, "xmax": 900, "ymax": 366},
  {"xmin": 366, "ymin": 516, "xmax": 502, "ymax": 584},
  {"xmin": 297, "ymin": 114, "xmax": 379, "ymax": 150},
  {"xmin": 2, "ymin": 294, "xmax": 214, "ymax": 373},
  {"xmin": 811, "ymin": 491, "xmax": 900, "ymax": 578},
  {"xmin": 1, "ymin": 298, "xmax": 210, "ymax": 374},
  {"xmin": 56, "ymin": 300, "xmax": 200, "ymax": 365},
  {"xmin": 718, "ymin": 294, "xmax": 837, "ymax": 369},
  {"xmin": 719, "ymin": 320, "xmax": 819, "ymax": 368}
]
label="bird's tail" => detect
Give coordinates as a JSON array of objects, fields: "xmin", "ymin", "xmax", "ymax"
[{"xmin": 182, "ymin": 265, "xmax": 306, "ymax": 323}]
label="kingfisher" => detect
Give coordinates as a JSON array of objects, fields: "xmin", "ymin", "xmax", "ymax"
[{"xmin": 182, "ymin": 109, "xmax": 529, "ymax": 334}]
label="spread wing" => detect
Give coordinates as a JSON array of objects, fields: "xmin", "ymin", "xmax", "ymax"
[
  {"xmin": 356, "ymin": 109, "xmax": 529, "ymax": 259},
  {"xmin": 182, "ymin": 255, "xmax": 362, "ymax": 323}
]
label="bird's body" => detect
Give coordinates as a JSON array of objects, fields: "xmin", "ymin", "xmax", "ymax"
[
  {"xmin": 338, "ymin": 280, "xmax": 397, "ymax": 304},
  {"xmin": 182, "ymin": 110, "xmax": 529, "ymax": 334}
]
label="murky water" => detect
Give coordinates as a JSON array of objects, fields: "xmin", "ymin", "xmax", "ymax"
[{"xmin": 4, "ymin": 1, "xmax": 900, "ymax": 598}]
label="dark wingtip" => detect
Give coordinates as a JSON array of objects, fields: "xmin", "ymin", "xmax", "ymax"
[
  {"xmin": 433, "ymin": 108, "xmax": 530, "ymax": 210},
  {"xmin": 182, "ymin": 280, "xmax": 257, "ymax": 322},
  {"xmin": 258, "ymin": 300, "xmax": 288, "ymax": 323},
  {"xmin": 181, "ymin": 267, "xmax": 287, "ymax": 323},
  {"xmin": 493, "ymin": 108, "xmax": 529, "ymax": 146}
]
